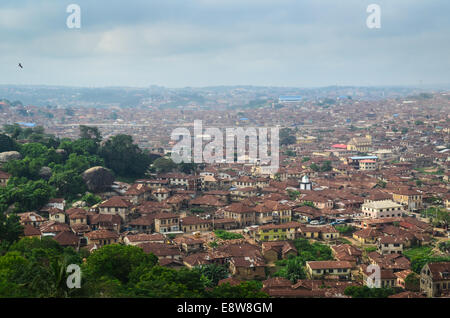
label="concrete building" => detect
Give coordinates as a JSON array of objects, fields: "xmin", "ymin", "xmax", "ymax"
[{"xmin": 361, "ymin": 200, "xmax": 404, "ymax": 219}]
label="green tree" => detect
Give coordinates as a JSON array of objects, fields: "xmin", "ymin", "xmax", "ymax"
[
  {"xmin": 49, "ymin": 170, "xmax": 86, "ymax": 200},
  {"xmin": 0, "ymin": 212, "xmax": 23, "ymax": 249},
  {"xmin": 100, "ymin": 135, "xmax": 152, "ymax": 177},
  {"xmin": 79, "ymin": 125, "xmax": 102, "ymax": 144},
  {"xmin": 280, "ymin": 128, "xmax": 296, "ymax": 146},
  {"xmin": 152, "ymin": 157, "xmax": 178, "ymax": 173},
  {"xmin": 193, "ymin": 264, "xmax": 229, "ymax": 287},
  {"xmin": 0, "ymin": 134, "xmax": 16, "ymax": 152},
  {"xmin": 83, "ymin": 244, "xmax": 158, "ymax": 285},
  {"xmin": 132, "ymin": 266, "xmax": 206, "ymax": 298},
  {"xmin": 344, "ymin": 285, "xmax": 397, "ymax": 298}
]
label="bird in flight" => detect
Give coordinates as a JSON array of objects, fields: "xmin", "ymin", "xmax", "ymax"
[{"xmin": 18, "ymin": 63, "xmax": 23, "ymax": 69}]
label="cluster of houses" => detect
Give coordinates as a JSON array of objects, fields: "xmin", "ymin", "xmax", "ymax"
[
  {"xmin": 3, "ymin": 91, "xmax": 450, "ymax": 298},
  {"xmin": 11, "ymin": 157, "xmax": 449, "ymax": 297}
]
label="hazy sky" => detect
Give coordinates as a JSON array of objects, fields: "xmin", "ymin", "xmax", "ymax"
[{"xmin": 0, "ymin": 0, "xmax": 449, "ymax": 88}]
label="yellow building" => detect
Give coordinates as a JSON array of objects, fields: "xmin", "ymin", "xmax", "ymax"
[
  {"xmin": 254, "ymin": 222, "xmax": 301, "ymax": 242},
  {"xmin": 347, "ymin": 135, "xmax": 372, "ymax": 152},
  {"xmin": 306, "ymin": 261, "xmax": 353, "ymax": 280},
  {"xmin": 392, "ymin": 188, "xmax": 423, "ymax": 212}
]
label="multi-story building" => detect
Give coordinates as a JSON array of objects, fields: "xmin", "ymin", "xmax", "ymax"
[
  {"xmin": 420, "ymin": 262, "xmax": 450, "ymax": 297},
  {"xmin": 154, "ymin": 213, "xmax": 180, "ymax": 233},
  {"xmin": 361, "ymin": 200, "xmax": 404, "ymax": 218},
  {"xmin": 180, "ymin": 216, "xmax": 212, "ymax": 234},
  {"xmin": 359, "ymin": 159, "xmax": 377, "ymax": 171},
  {"xmin": 223, "ymin": 203, "xmax": 255, "ymax": 227},
  {"xmin": 377, "ymin": 236, "xmax": 404, "ymax": 255},
  {"xmin": 306, "ymin": 261, "xmax": 353, "ymax": 280},
  {"xmin": 99, "ymin": 196, "xmax": 132, "ymax": 222},
  {"xmin": 392, "ymin": 188, "xmax": 423, "ymax": 212},
  {"xmin": 254, "ymin": 222, "xmax": 301, "ymax": 242},
  {"xmin": 347, "ymin": 135, "xmax": 372, "ymax": 152}
]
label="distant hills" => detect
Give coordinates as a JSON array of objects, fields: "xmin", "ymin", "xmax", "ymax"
[{"xmin": 0, "ymin": 84, "xmax": 446, "ymax": 109}]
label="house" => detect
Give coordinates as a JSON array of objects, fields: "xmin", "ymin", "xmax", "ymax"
[
  {"xmin": 261, "ymin": 241, "xmax": 297, "ymax": 263},
  {"xmin": 359, "ymin": 160, "xmax": 377, "ymax": 171},
  {"xmin": 232, "ymin": 176, "xmax": 257, "ymax": 188},
  {"xmin": 261, "ymin": 277, "xmax": 292, "ymax": 291},
  {"xmin": 18, "ymin": 212, "xmax": 47, "ymax": 227},
  {"xmin": 48, "ymin": 208, "xmax": 66, "ymax": 223},
  {"xmin": 298, "ymin": 225, "xmax": 321, "ymax": 239},
  {"xmin": 331, "ymin": 244, "xmax": 362, "ymax": 266},
  {"xmin": 84, "ymin": 229, "xmax": 119, "ymax": 247},
  {"xmin": 262, "ymin": 200, "xmax": 292, "ymax": 224},
  {"xmin": 367, "ymin": 251, "xmax": 411, "ymax": 272},
  {"xmin": 218, "ymin": 243, "xmax": 266, "ymax": 280},
  {"xmin": 98, "ymin": 196, "xmax": 132, "ymax": 222},
  {"xmin": 377, "ymin": 236, "xmax": 404, "ymax": 255},
  {"xmin": 128, "ymin": 215, "xmax": 155, "ymax": 233},
  {"xmin": 125, "ymin": 183, "xmax": 152, "ymax": 204},
  {"xmin": 22, "ymin": 224, "xmax": 41, "ymax": 238},
  {"xmin": 138, "ymin": 242, "xmax": 183, "ymax": 262},
  {"xmin": 53, "ymin": 231, "xmax": 79, "ymax": 248},
  {"xmin": 183, "ymin": 251, "xmax": 229, "ymax": 268},
  {"xmin": 230, "ymin": 187, "xmax": 258, "ymax": 201},
  {"xmin": 361, "ymin": 200, "xmax": 404, "ymax": 218},
  {"xmin": 68, "ymin": 209, "xmax": 88, "ymax": 226},
  {"xmin": 40, "ymin": 221, "xmax": 71, "ymax": 237},
  {"xmin": 420, "ymin": 262, "xmax": 450, "ymax": 297},
  {"xmin": 347, "ymin": 135, "xmax": 372, "ymax": 152},
  {"xmin": 395, "ymin": 269, "xmax": 419, "ymax": 291},
  {"xmin": 173, "ymin": 236, "xmax": 205, "ymax": 254},
  {"xmin": 319, "ymin": 225, "xmax": 340, "ymax": 240},
  {"xmin": 89, "ymin": 214, "xmax": 121, "ymax": 232},
  {"xmin": 189, "ymin": 195, "xmax": 226, "ymax": 210},
  {"xmin": 222, "ymin": 203, "xmax": 255, "ymax": 227},
  {"xmin": 229, "ymin": 254, "xmax": 266, "ymax": 281},
  {"xmin": 153, "ymin": 187, "xmax": 171, "ymax": 202},
  {"xmin": 212, "ymin": 218, "xmax": 238, "ymax": 230},
  {"xmin": 264, "ymin": 279, "xmax": 356, "ymax": 298},
  {"xmin": 180, "ymin": 216, "xmax": 212, "ymax": 234},
  {"xmin": 254, "ymin": 222, "xmax": 301, "ymax": 242},
  {"xmin": 392, "ymin": 188, "xmax": 423, "ymax": 212},
  {"xmin": 123, "ymin": 233, "xmax": 165, "ymax": 245},
  {"xmin": 299, "ymin": 223, "xmax": 341, "ymax": 241},
  {"xmin": 0, "ymin": 170, "xmax": 11, "ymax": 187},
  {"xmin": 299, "ymin": 193, "xmax": 334, "ymax": 210},
  {"xmin": 45, "ymin": 198, "xmax": 66, "ymax": 211},
  {"xmin": 306, "ymin": 261, "xmax": 353, "ymax": 280},
  {"xmin": 293, "ymin": 206, "xmax": 323, "ymax": 223},
  {"xmin": 154, "ymin": 213, "xmax": 180, "ymax": 233}
]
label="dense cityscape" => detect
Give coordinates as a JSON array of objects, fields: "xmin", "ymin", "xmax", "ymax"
[{"xmin": 0, "ymin": 87, "xmax": 448, "ymax": 298}]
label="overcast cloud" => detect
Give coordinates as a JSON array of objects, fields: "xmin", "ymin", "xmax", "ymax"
[{"xmin": 0, "ymin": 0, "xmax": 449, "ymax": 87}]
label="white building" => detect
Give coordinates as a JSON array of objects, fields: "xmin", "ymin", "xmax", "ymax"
[
  {"xmin": 361, "ymin": 200, "xmax": 404, "ymax": 218},
  {"xmin": 299, "ymin": 175, "xmax": 312, "ymax": 190}
]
